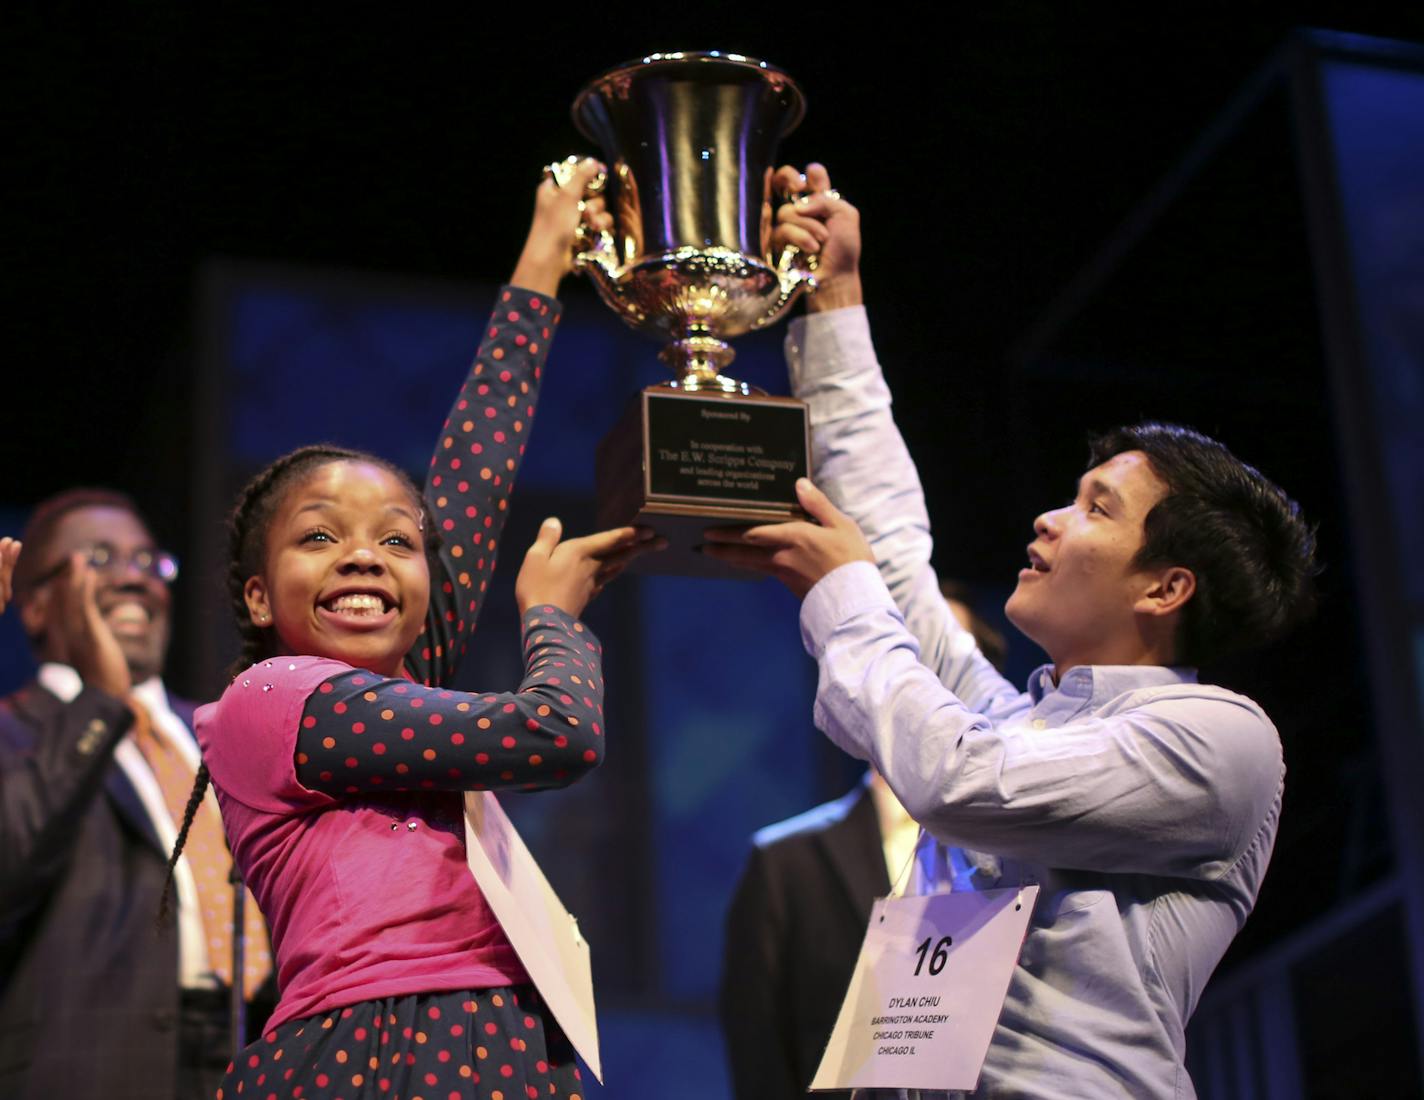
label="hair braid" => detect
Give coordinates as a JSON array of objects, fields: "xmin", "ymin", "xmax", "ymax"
[{"xmin": 158, "ymin": 762, "xmax": 211, "ymax": 926}]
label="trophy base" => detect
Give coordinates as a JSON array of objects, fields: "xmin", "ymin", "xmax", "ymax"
[{"xmin": 595, "ymin": 386, "xmax": 810, "ymax": 580}]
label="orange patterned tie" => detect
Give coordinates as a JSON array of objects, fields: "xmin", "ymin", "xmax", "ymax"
[{"xmin": 128, "ymin": 698, "xmax": 273, "ymax": 998}]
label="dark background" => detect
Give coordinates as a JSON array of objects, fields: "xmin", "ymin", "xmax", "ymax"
[
  {"xmin": 8, "ymin": 2, "xmax": 1419, "ymax": 557},
  {"xmin": 7, "ymin": 4, "xmax": 1424, "ymax": 1093}
]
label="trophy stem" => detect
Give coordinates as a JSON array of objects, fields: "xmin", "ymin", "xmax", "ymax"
[{"xmin": 658, "ymin": 334, "xmax": 745, "ymax": 393}]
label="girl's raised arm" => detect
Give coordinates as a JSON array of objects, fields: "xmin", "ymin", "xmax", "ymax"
[{"xmin": 406, "ymin": 160, "xmax": 606, "ymax": 688}]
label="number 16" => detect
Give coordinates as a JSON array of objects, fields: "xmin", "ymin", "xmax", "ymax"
[{"xmin": 913, "ymin": 935, "xmax": 952, "ymax": 976}]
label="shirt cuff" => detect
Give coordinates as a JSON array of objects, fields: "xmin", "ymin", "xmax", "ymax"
[
  {"xmin": 799, "ymin": 560, "xmax": 898, "ymax": 658},
  {"xmin": 784, "ymin": 306, "xmax": 878, "ymax": 387}
]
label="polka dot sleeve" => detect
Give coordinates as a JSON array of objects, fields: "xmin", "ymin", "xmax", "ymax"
[
  {"xmin": 297, "ymin": 606, "xmax": 604, "ymax": 795},
  {"xmin": 407, "ymin": 285, "xmax": 562, "ymax": 690}
]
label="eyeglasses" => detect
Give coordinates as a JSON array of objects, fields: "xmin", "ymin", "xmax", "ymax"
[{"xmin": 28, "ymin": 543, "xmax": 180, "ymax": 589}]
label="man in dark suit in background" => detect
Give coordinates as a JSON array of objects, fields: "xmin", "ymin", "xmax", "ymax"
[
  {"xmin": 0, "ymin": 490, "xmax": 272, "ymax": 1100},
  {"xmin": 719, "ymin": 592, "xmax": 1006, "ymax": 1100}
]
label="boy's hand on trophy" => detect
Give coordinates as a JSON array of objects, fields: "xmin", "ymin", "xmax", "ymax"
[
  {"xmin": 701, "ymin": 478, "xmax": 874, "ymax": 599},
  {"xmin": 513, "ymin": 157, "xmax": 611, "ymax": 296},
  {"xmin": 770, "ymin": 163, "xmax": 863, "ymax": 311},
  {"xmin": 769, "ymin": 164, "xmax": 830, "ymax": 255}
]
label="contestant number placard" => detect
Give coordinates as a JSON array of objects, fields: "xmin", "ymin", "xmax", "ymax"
[{"xmin": 811, "ymin": 885, "xmax": 1038, "ymax": 1093}]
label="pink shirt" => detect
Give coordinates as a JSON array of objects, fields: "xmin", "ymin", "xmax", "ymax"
[{"xmin": 197, "ymin": 656, "xmax": 527, "ymax": 1030}]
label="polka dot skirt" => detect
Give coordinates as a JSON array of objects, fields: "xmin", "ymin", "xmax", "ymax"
[
  {"xmin": 412, "ymin": 287, "xmax": 561, "ymax": 691},
  {"xmin": 217, "ymin": 985, "xmax": 584, "ymax": 1100}
]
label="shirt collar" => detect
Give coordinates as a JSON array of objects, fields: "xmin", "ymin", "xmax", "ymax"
[
  {"xmin": 37, "ymin": 662, "xmax": 83, "ymax": 703},
  {"xmin": 1027, "ymin": 662, "xmax": 1199, "ymax": 706},
  {"xmin": 130, "ymin": 676, "xmax": 171, "ymax": 716}
]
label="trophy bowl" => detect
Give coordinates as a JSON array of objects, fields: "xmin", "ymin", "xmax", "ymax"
[{"xmin": 569, "ymin": 51, "xmax": 815, "ymax": 391}]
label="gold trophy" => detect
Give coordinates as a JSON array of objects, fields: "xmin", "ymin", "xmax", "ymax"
[{"xmin": 552, "ymin": 51, "xmax": 816, "ymax": 577}]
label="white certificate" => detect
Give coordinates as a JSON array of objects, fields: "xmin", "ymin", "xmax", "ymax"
[
  {"xmin": 462, "ymin": 791, "xmax": 601, "ymax": 1082},
  {"xmin": 811, "ymin": 885, "xmax": 1038, "ymax": 1093}
]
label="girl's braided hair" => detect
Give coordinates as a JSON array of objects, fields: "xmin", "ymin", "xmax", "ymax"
[
  {"xmin": 160, "ymin": 444, "xmax": 436, "ymax": 924},
  {"xmin": 157, "ymin": 762, "xmax": 210, "ymax": 924}
]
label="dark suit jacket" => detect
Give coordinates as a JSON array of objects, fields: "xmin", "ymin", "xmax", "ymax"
[
  {"xmin": 0, "ymin": 679, "xmax": 204, "ymax": 1099},
  {"xmin": 720, "ymin": 780, "xmax": 890, "ymax": 1100}
]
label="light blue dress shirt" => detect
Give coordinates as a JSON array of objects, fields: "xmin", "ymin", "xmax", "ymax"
[{"xmin": 787, "ymin": 307, "xmax": 1285, "ymax": 1099}]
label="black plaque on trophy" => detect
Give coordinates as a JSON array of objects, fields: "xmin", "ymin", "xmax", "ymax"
[{"xmin": 596, "ymin": 388, "xmax": 810, "ymax": 578}]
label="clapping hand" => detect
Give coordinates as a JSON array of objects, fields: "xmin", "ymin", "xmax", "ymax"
[
  {"xmin": 37, "ymin": 553, "xmax": 132, "ymax": 698},
  {"xmin": 0, "ymin": 538, "xmax": 20, "ymax": 616}
]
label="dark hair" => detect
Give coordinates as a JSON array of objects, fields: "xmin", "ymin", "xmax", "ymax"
[
  {"xmin": 224, "ymin": 443, "xmax": 437, "ymax": 677},
  {"xmin": 13, "ymin": 487, "xmax": 145, "ymax": 594},
  {"xmin": 1088, "ymin": 421, "xmax": 1318, "ymax": 666},
  {"xmin": 162, "ymin": 445, "xmax": 434, "ymax": 920}
]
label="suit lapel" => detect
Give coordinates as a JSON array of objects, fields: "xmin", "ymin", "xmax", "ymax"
[
  {"xmin": 104, "ymin": 759, "xmax": 167, "ymax": 855},
  {"xmin": 817, "ymin": 785, "xmax": 892, "ymax": 927}
]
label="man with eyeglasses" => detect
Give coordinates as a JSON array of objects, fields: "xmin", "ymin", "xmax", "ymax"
[{"xmin": 0, "ymin": 489, "xmax": 272, "ymax": 1100}]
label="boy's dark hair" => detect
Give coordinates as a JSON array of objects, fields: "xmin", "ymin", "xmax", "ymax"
[{"xmin": 1089, "ymin": 422, "xmax": 1318, "ymax": 666}]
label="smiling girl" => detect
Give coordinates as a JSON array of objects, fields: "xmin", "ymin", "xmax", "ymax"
[{"xmin": 173, "ymin": 162, "xmax": 652, "ymax": 1100}]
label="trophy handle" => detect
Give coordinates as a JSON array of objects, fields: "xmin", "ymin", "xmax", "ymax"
[
  {"xmin": 544, "ymin": 155, "xmax": 622, "ymax": 279},
  {"xmin": 748, "ymin": 180, "xmax": 821, "ymax": 330},
  {"xmin": 745, "ymin": 243, "xmax": 819, "ymax": 332}
]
